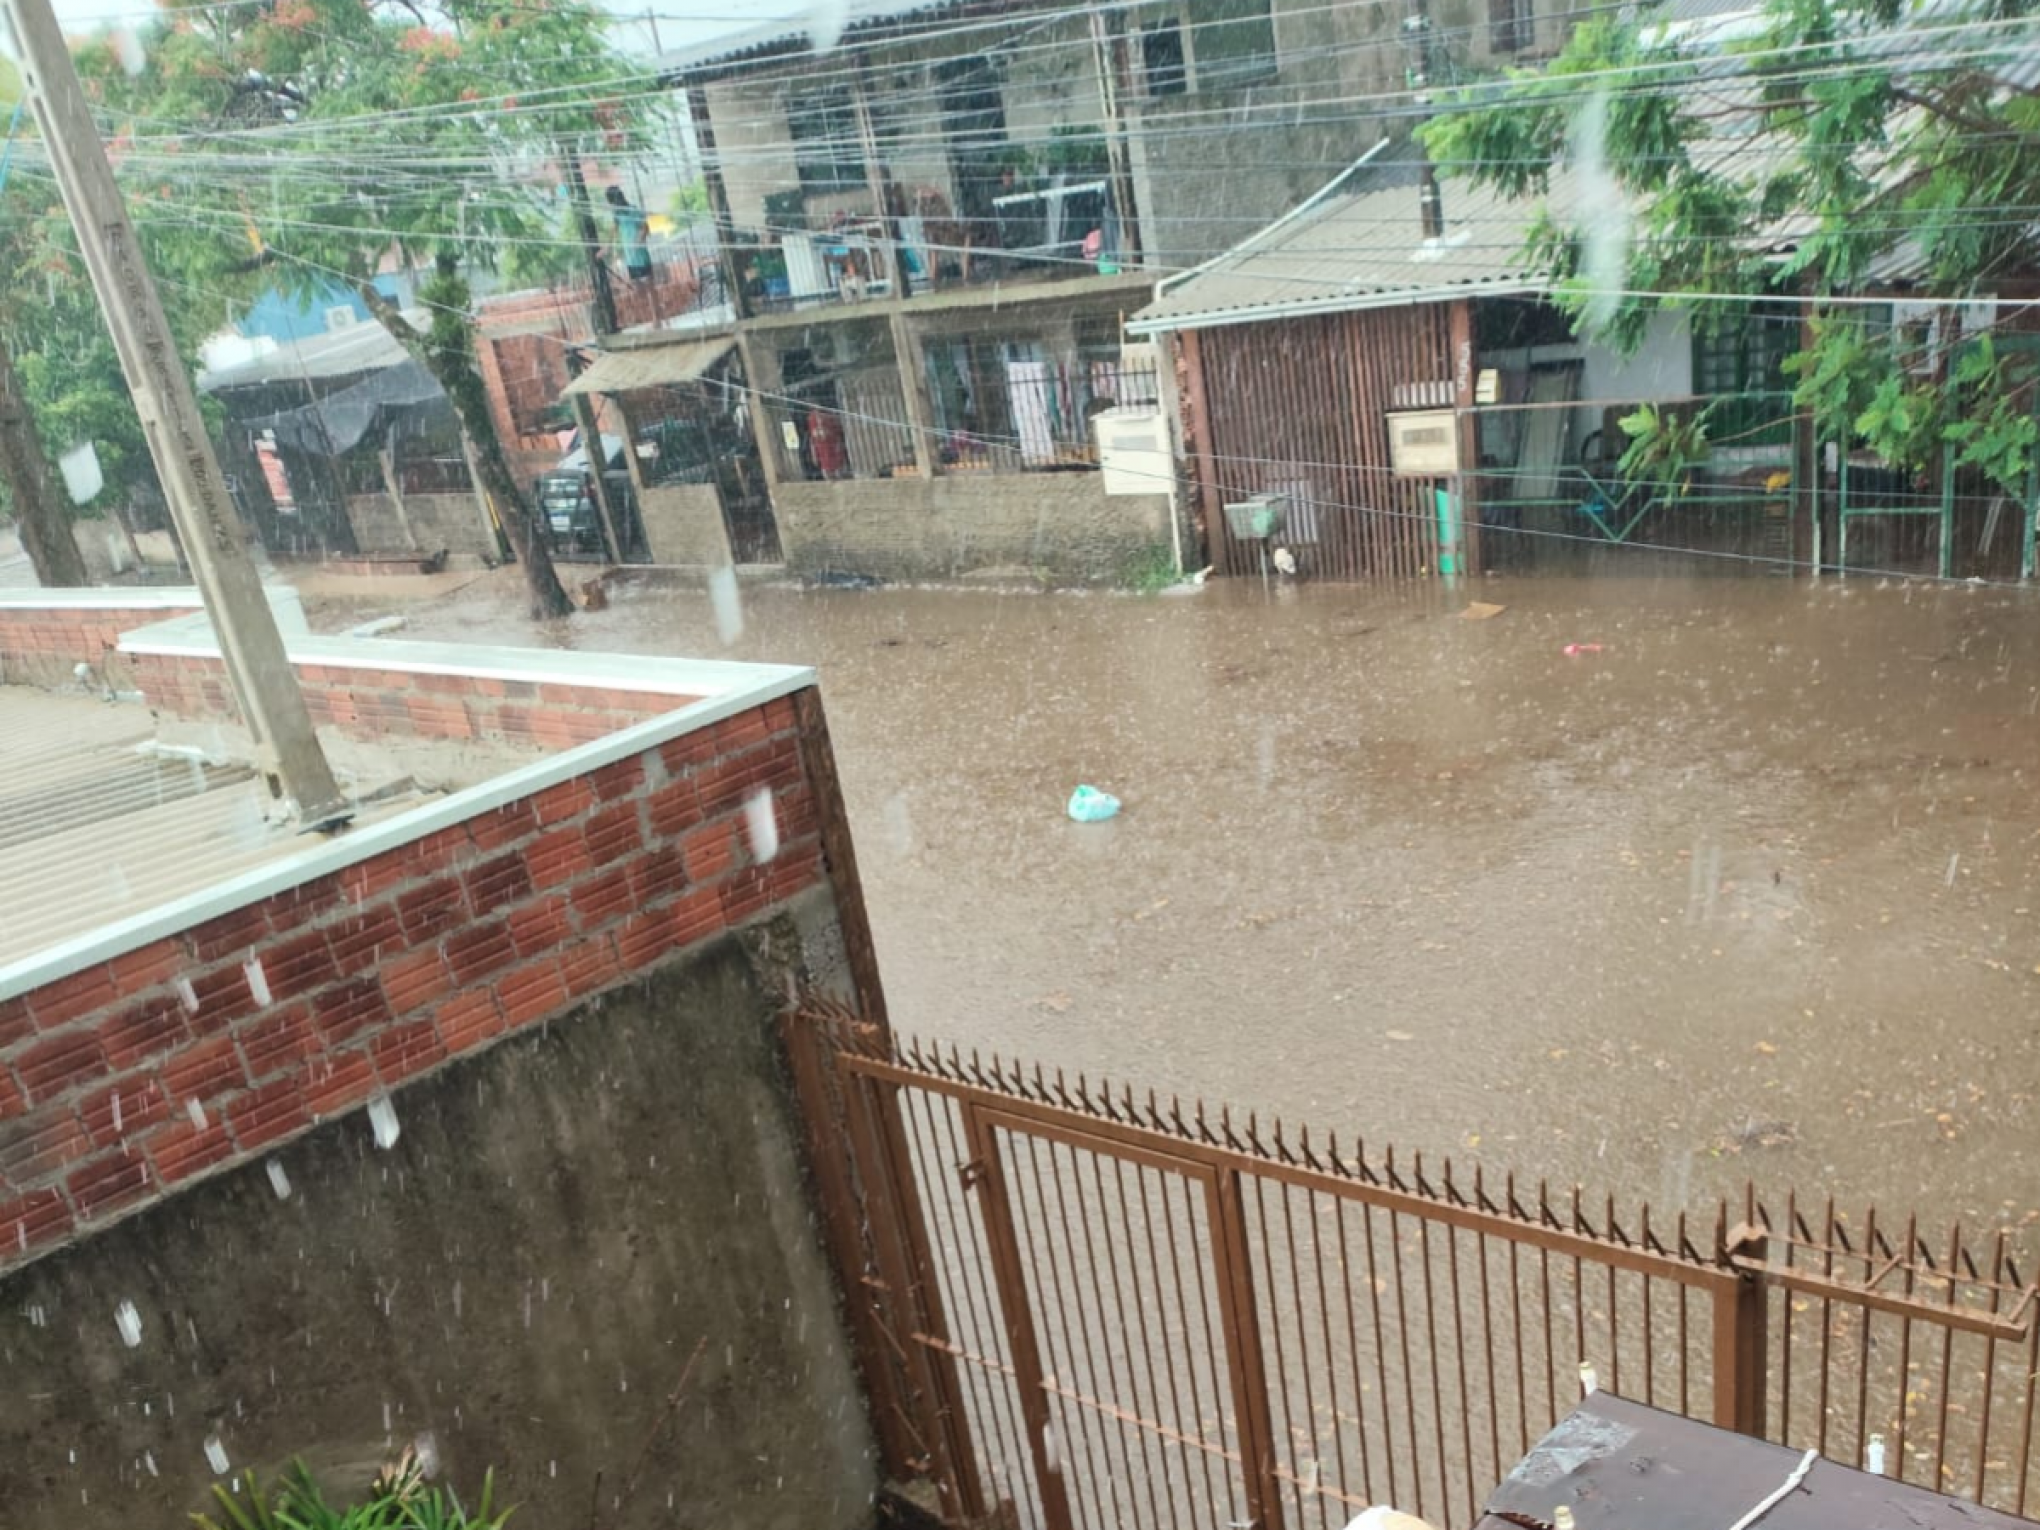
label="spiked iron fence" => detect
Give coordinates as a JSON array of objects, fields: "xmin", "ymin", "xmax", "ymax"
[{"xmin": 782, "ymin": 1006, "xmax": 2040, "ymax": 1530}]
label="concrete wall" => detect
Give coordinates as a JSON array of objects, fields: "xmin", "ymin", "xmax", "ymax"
[
  {"xmin": 773, "ymin": 472, "xmax": 1171, "ymax": 581},
  {"xmin": 0, "ymin": 933, "xmax": 874, "ymax": 1529},
  {"xmin": 639, "ymin": 482, "xmax": 735, "ymax": 567},
  {"xmin": 345, "ymin": 492, "xmax": 498, "ymax": 559}
]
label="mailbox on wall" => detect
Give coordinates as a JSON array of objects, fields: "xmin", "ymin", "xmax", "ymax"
[{"xmin": 1386, "ymin": 409, "xmax": 1458, "ymax": 477}]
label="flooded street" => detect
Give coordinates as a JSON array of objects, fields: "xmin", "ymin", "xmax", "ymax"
[{"xmin": 368, "ymin": 570, "xmax": 2040, "ymax": 1230}]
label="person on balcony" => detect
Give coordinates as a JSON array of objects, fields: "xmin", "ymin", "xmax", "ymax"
[{"xmin": 606, "ymin": 185, "xmax": 652, "ymax": 281}]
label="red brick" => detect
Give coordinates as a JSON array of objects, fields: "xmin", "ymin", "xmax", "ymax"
[
  {"xmin": 26, "ymin": 966, "xmax": 117, "ymax": 1030},
  {"xmin": 659, "ymin": 728, "xmax": 721, "ymax": 774},
  {"xmin": 646, "ymin": 777, "xmax": 702, "ymax": 839},
  {"xmin": 681, "ymin": 821, "xmax": 739, "ymax": 885},
  {"xmin": 185, "ymin": 963, "xmax": 259, "ymax": 1033},
  {"xmin": 0, "ymin": 1187, "xmax": 73, "ymax": 1255},
  {"xmin": 763, "ymin": 695, "xmax": 798, "ymax": 730},
  {"xmin": 372, "ymin": 1019, "xmax": 446, "ymax": 1082},
  {"xmin": 239, "ymin": 1004, "xmax": 319, "ymax": 1081},
  {"xmin": 313, "ymin": 977, "xmax": 393, "ymax": 1045},
  {"xmin": 302, "ymin": 1051, "xmax": 377, "ymax": 1120},
  {"xmin": 226, "ymin": 1077, "xmax": 309, "ymax": 1152},
  {"xmin": 570, "ymin": 863, "xmax": 636, "ymax": 927},
  {"xmin": 629, "ymin": 845, "xmax": 690, "ymax": 906},
  {"xmin": 150, "ymin": 1115, "xmax": 234, "ymax": 1185},
  {"xmin": 68, "ymin": 1148, "xmax": 152, "ymax": 1220},
  {"xmin": 436, "ymin": 991, "xmax": 504, "ymax": 1055},
  {"xmin": 716, "ymin": 708, "xmax": 775, "ymax": 752},
  {"xmin": 325, "ymin": 907, "xmax": 405, "ymax": 970},
  {"xmin": 16, "ymin": 1031, "xmax": 107, "ymax": 1105},
  {"xmin": 495, "ymin": 959, "xmax": 568, "ymax": 1029},
  {"xmin": 78, "ymin": 1077, "xmax": 169, "ymax": 1146},
  {"xmin": 161, "ymin": 1038, "xmax": 247, "ymax": 1103},
  {"xmin": 106, "ymin": 942, "xmax": 182, "ymax": 999},
  {"xmin": 695, "ymin": 759, "xmax": 759, "ymax": 818},
  {"xmin": 587, "ymin": 756, "xmax": 645, "ymax": 801},
  {"xmin": 184, "ymin": 904, "xmax": 269, "ymax": 963},
  {"xmin": 97, "ymin": 996, "xmax": 188, "ymax": 1071},
  {"xmin": 769, "ymin": 844, "xmax": 826, "ymax": 900},
  {"xmin": 719, "ymin": 866, "xmax": 775, "ymax": 928},
  {"xmin": 0, "ymin": 997, "xmax": 31, "ymax": 1050},
  {"xmin": 263, "ymin": 872, "xmax": 347, "ymax": 924},
  {"xmin": 464, "ymin": 852, "xmax": 534, "ymax": 915},
  {"xmin": 396, "ymin": 876, "xmax": 466, "ymax": 943},
  {"xmin": 558, "ymin": 935, "xmax": 622, "ymax": 1000},
  {"xmin": 527, "ymin": 824, "xmax": 595, "ymax": 887},
  {"xmin": 444, "ymin": 920, "xmax": 517, "ymax": 986},
  {"xmin": 613, "ymin": 907, "xmax": 672, "ymax": 970},
  {"xmin": 258, "ymin": 928, "xmax": 339, "ymax": 1001},
  {"xmin": 583, "ymin": 802, "xmax": 643, "ymax": 866},
  {"xmin": 467, "ymin": 799, "xmax": 538, "ymax": 851},
  {"xmin": 0, "ymin": 1068, "xmax": 23, "ymax": 1123},
  {"xmin": 506, "ymin": 893, "xmax": 573, "ymax": 958},
  {"xmin": 0, "ymin": 1106, "xmax": 90, "ymax": 1185},
  {"xmin": 671, "ymin": 885, "xmax": 727, "ymax": 949},
  {"xmin": 381, "ymin": 949, "xmax": 452, "ymax": 1014},
  {"xmin": 531, "ymin": 778, "xmax": 596, "ymax": 826}
]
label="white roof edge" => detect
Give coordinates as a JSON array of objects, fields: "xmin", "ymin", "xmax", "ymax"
[
  {"xmin": 1128, "ymin": 280, "xmax": 1545, "ymax": 336},
  {"xmin": 0, "ymin": 587, "xmax": 211, "ymax": 611},
  {"xmin": 117, "ymin": 611, "xmax": 806, "ymax": 701}
]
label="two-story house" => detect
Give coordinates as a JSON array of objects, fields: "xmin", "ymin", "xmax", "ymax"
[{"xmin": 559, "ymin": 0, "xmax": 1559, "ymax": 580}]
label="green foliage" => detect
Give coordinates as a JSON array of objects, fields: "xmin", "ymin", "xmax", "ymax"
[
  {"xmin": 1419, "ymin": 0, "xmax": 2040, "ymax": 495},
  {"xmin": 1119, "ymin": 541, "xmax": 1181, "ymax": 593},
  {"xmin": 194, "ymin": 1454, "xmax": 511, "ymax": 1530},
  {"xmin": 1616, "ymin": 401, "xmax": 1711, "ymax": 498}
]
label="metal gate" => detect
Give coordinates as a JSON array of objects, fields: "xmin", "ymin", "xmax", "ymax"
[{"xmin": 784, "ymin": 1006, "xmax": 2040, "ymax": 1529}]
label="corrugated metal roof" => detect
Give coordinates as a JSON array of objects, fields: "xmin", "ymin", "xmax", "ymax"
[
  {"xmin": 1130, "ymin": 160, "xmax": 1573, "ymax": 335},
  {"xmin": 0, "ymin": 692, "xmax": 432, "ymax": 968},
  {"xmin": 656, "ymin": 0, "xmax": 963, "ymax": 78},
  {"xmin": 560, "ymin": 337, "xmax": 736, "ymax": 398},
  {"xmin": 198, "ymin": 314, "xmax": 426, "ymax": 393}
]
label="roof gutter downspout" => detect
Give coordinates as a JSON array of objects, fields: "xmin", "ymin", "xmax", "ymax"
[{"xmin": 1147, "ymin": 137, "xmax": 1392, "ymax": 306}]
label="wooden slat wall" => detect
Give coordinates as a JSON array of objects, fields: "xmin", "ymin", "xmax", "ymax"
[{"xmin": 1188, "ymin": 305, "xmax": 1457, "ymax": 581}]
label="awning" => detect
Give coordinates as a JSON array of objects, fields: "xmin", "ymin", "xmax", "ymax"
[{"xmin": 561, "ymin": 338, "xmax": 736, "ymax": 397}]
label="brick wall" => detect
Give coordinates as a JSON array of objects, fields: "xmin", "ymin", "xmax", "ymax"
[
  {"xmin": 123, "ymin": 648, "xmax": 700, "ymax": 749},
  {"xmin": 0, "ymin": 694, "xmax": 823, "ymax": 1271},
  {"xmin": 0, "ymin": 603, "xmax": 202, "ymax": 689},
  {"xmin": 772, "ymin": 473, "xmax": 1172, "ymax": 582}
]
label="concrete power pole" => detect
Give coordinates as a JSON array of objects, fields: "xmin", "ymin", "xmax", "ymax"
[{"xmin": 5, "ymin": 0, "xmax": 348, "ymax": 826}]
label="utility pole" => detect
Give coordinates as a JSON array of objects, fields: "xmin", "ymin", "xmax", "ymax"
[
  {"xmin": 5, "ymin": 0, "xmax": 348, "ymax": 826},
  {"xmin": 564, "ymin": 146, "xmax": 626, "ymax": 565}
]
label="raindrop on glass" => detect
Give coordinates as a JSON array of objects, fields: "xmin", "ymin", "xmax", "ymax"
[
  {"xmin": 203, "ymin": 1434, "xmax": 230, "ymax": 1475},
  {"xmin": 186, "ymin": 1099, "xmax": 207, "ymax": 1130},
  {"xmin": 709, "ymin": 564, "xmax": 744, "ymax": 645},
  {"xmin": 266, "ymin": 1160, "xmax": 291, "ymax": 1200},
  {"xmin": 115, "ymin": 1301, "xmax": 143, "ymax": 1348},
  {"xmin": 243, "ymin": 958, "xmax": 271, "ymax": 1007},
  {"xmin": 367, "ymin": 1095, "xmax": 400, "ymax": 1150},
  {"xmin": 744, "ymin": 787, "xmax": 780, "ymax": 864},
  {"xmin": 175, "ymin": 976, "xmax": 200, "ymax": 1014}
]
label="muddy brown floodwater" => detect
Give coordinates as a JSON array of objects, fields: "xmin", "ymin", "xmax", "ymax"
[{"xmin": 352, "ymin": 568, "xmax": 2040, "ymax": 1234}]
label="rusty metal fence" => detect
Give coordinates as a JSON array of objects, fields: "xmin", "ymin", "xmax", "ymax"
[{"xmin": 783, "ymin": 1006, "xmax": 2040, "ymax": 1530}]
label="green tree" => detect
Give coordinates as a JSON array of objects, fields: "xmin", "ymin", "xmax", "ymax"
[
  {"xmin": 88, "ymin": 0, "xmax": 655, "ymax": 618},
  {"xmin": 1420, "ymin": 0, "xmax": 2040, "ymax": 498}
]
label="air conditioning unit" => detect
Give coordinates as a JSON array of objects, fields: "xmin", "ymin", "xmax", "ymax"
[
  {"xmin": 324, "ymin": 306, "xmax": 361, "ymax": 332},
  {"xmin": 1094, "ymin": 407, "xmax": 1170, "ymax": 497},
  {"xmin": 1386, "ymin": 408, "xmax": 1458, "ymax": 477}
]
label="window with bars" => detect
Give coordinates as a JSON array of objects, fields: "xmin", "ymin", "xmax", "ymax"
[
  {"xmin": 1692, "ymin": 304, "xmax": 1798, "ymax": 447},
  {"xmin": 788, "ymin": 86, "xmax": 866, "ymax": 194}
]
